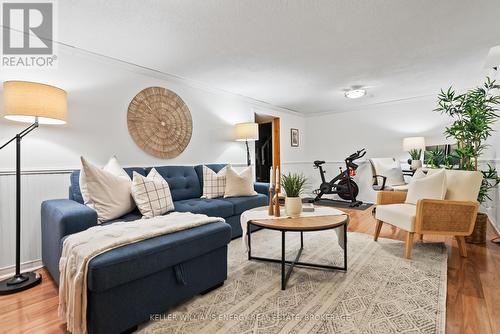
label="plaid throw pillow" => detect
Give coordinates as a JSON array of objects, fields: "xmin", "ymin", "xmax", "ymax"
[
  {"xmin": 131, "ymin": 168, "xmax": 174, "ymax": 218},
  {"xmin": 202, "ymin": 165, "xmax": 227, "ymax": 199}
]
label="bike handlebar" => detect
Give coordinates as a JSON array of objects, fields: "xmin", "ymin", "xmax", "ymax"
[{"xmin": 346, "ymin": 148, "xmax": 366, "ymax": 161}]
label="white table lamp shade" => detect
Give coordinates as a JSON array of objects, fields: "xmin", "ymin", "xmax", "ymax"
[
  {"xmin": 3, "ymin": 81, "xmax": 67, "ymax": 125},
  {"xmin": 235, "ymin": 122, "xmax": 259, "ymax": 141},
  {"xmin": 403, "ymin": 137, "xmax": 425, "ymax": 151}
]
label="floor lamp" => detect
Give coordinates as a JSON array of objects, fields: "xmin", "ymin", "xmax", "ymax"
[
  {"xmin": 235, "ymin": 122, "xmax": 259, "ymax": 166},
  {"xmin": 0, "ymin": 81, "xmax": 67, "ymax": 295}
]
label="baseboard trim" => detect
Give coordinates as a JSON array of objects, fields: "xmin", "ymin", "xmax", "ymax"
[{"xmin": 0, "ymin": 259, "xmax": 44, "ymax": 280}]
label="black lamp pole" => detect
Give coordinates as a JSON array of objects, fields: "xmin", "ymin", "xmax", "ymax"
[
  {"xmin": 0, "ymin": 118, "xmax": 42, "ymax": 294},
  {"xmin": 245, "ymin": 139, "xmax": 251, "ymax": 166}
]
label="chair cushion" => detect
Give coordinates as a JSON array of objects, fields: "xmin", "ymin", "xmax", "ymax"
[
  {"xmin": 87, "ymin": 221, "xmax": 231, "ymax": 292},
  {"xmin": 148, "ymin": 166, "xmax": 202, "ymax": 201},
  {"xmin": 375, "ymin": 203, "xmax": 416, "ymax": 232},
  {"xmin": 174, "ymin": 198, "xmax": 234, "ymax": 218},
  {"xmin": 427, "ymin": 169, "xmax": 482, "ymax": 201},
  {"xmin": 389, "ymin": 184, "xmax": 409, "ymax": 192},
  {"xmin": 405, "ymin": 169, "xmax": 446, "ymax": 205},
  {"xmin": 222, "ymin": 194, "xmax": 268, "ymax": 215}
]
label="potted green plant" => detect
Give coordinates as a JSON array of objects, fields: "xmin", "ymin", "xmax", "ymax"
[
  {"xmin": 281, "ymin": 173, "xmax": 307, "ymax": 217},
  {"xmin": 435, "ymin": 77, "xmax": 500, "ymax": 243}
]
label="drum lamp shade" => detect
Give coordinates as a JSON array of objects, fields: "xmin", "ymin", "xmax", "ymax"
[
  {"xmin": 2, "ymin": 81, "xmax": 67, "ymax": 125},
  {"xmin": 235, "ymin": 122, "xmax": 259, "ymax": 141}
]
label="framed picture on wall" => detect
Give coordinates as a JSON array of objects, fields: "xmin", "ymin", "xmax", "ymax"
[{"xmin": 291, "ymin": 128, "xmax": 299, "ymax": 147}]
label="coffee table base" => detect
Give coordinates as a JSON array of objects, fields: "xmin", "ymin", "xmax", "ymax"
[{"xmin": 247, "ymin": 223, "xmax": 347, "ymax": 290}]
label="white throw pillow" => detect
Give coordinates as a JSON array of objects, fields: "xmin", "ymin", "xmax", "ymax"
[
  {"xmin": 202, "ymin": 165, "xmax": 227, "ymax": 199},
  {"xmin": 80, "ymin": 156, "xmax": 130, "ymax": 204},
  {"xmin": 405, "ymin": 169, "xmax": 447, "ymax": 205},
  {"xmin": 131, "ymin": 168, "xmax": 174, "ymax": 218},
  {"xmin": 80, "ymin": 156, "xmax": 135, "ymax": 223},
  {"xmin": 224, "ymin": 165, "xmax": 257, "ymax": 198}
]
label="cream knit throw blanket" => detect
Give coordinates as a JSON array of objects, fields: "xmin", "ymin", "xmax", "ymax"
[{"xmin": 58, "ymin": 212, "xmax": 223, "ymax": 334}]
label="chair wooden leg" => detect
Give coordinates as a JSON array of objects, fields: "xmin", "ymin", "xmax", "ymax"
[
  {"xmin": 419, "ymin": 234, "xmax": 423, "ymax": 241},
  {"xmin": 456, "ymin": 236, "xmax": 467, "ymax": 257},
  {"xmin": 404, "ymin": 232, "xmax": 415, "ymax": 259},
  {"xmin": 374, "ymin": 220, "xmax": 383, "ymax": 241}
]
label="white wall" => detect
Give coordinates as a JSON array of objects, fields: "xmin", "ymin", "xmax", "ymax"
[{"xmin": 0, "ymin": 46, "xmax": 307, "ymax": 272}]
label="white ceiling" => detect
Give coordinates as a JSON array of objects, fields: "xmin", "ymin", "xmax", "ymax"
[{"xmin": 57, "ymin": 0, "xmax": 500, "ymax": 114}]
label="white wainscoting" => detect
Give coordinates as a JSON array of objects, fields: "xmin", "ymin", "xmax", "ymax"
[{"xmin": 0, "ymin": 171, "xmax": 71, "ymax": 272}]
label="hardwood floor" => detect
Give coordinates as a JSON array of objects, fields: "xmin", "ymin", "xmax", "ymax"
[{"xmin": 0, "ymin": 207, "xmax": 498, "ymax": 334}]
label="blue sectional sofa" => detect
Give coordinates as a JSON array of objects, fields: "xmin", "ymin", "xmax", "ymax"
[{"xmin": 41, "ymin": 163, "xmax": 268, "ymax": 334}]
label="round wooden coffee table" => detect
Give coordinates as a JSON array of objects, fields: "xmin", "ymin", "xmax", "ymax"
[{"xmin": 247, "ymin": 214, "xmax": 349, "ymax": 290}]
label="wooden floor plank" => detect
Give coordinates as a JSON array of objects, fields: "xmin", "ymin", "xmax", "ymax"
[{"xmin": 0, "ymin": 206, "xmax": 498, "ymax": 334}]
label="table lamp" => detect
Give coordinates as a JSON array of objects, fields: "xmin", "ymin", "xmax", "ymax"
[
  {"xmin": 235, "ymin": 122, "xmax": 259, "ymax": 166},
  {"xmin": 0, "ymin": 81, "xmax": 67, "ymax": 295}
]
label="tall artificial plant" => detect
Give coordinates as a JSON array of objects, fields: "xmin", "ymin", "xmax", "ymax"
[{"xmin": 435, "ymin": 77, "xmax": 500, "ymax": 203}]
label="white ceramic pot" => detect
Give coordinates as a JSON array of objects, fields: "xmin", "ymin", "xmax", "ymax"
[
  {"xmin": 411, "ymin": 160, "xmax": 422, "ymax": 170},
  {"xmin": 285, "ymin": 197, "xmax": 302, "ymax": 217}
]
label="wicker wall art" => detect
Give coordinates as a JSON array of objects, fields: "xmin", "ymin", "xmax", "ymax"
[{"xmin": 127, "ymin": 87, "xmax": 192, "ymax": 159}]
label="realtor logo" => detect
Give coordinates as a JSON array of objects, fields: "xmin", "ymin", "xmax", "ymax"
[{"xmin": 1, "ymin": 1, "xmax": 57, "ymax": 67}]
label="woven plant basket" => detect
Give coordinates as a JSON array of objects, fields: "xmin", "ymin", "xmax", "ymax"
[{"xmin": 465, "ymin": 212, "xmax": 488, "ymax": 244}]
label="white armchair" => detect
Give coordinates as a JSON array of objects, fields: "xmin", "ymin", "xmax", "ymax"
[
  {"xmin": 374, "ymin": 169, "xmax": 483, "ymax": 259},
  {"xmin": 369, "ymin": 158, "xmax": 409, "ymax": 191}
]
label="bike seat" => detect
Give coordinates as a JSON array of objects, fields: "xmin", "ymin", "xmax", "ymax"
[{"xmin": 313, "ymin": 160, "xmax": 325, "ymax": 166}]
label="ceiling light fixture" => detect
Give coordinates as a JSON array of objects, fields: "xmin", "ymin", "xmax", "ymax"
[{"xmin": 345, "ymin": 89, "xmax": 366, "ymax": 99}]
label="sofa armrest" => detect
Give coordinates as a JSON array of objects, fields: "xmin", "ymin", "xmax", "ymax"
[
  {"xmin": 41, "ymin": 199, "xmax": 98, "ymax": 284},
  {"xmin": 376, "ymin": 191, "xmax": 407, "ymax": 205},
  {"xmin": 42, "ymin": 199, "xmax": 98, "ymax": 237},
  {"xmin": 254, "ymin": 182, "xmax": 270, "ymax": 195},
  {"xmin": 416, "ymin": 199, "xmax": 479, "ymax": 235}
]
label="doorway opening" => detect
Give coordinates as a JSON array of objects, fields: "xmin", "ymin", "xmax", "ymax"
[
  {"xmin": 255, "ymin": 122, "xmax": 272, "ymax": 182},
  {"xmin": 254, "ymin": 114, "xmax": 280, "ymax": 184}
]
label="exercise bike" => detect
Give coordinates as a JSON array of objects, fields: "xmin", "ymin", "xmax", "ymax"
[{"xmin": 311, "ymin": 148, "xmax": 366, "ymax": 207}]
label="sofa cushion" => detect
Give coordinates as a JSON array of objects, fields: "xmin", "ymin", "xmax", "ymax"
[
  {"xmin": 87, "ymin": 221, "xmax": 231, "ymax": 292},
  {"xmin": 70, "ymin": 167, "xmax": 146, "ymax": 204},
  {"xmin": 107, "ymin": 209, "xmax": 142, "ymax": 223},
  {"xmin": 224, "ymin": 166, "xmax": 257, "ymax": 197},
  {"xmin": 174, "ymin": 198, "xmax": 234, "ymax": 218},
  {"xmin": 195, "ymin": 164, "xmax": 226, "ymax": 189},
  {"xmin": 222, "ymin": 193, "xmax": 268, "ymax": 215},
  {"xmin": 147, "ymin": 166, "xmax": 201, "ymax": 201},
  {"xmin": 375, "ymin": 203, "xmax": 416, "ymax": 232},
  {"xmin": 132, "ymin": 169, "xmax": 175, "ymax": 218},
  {"xmin": 80, "ymin": 157, "xmax": 136, "ymax": 223}
]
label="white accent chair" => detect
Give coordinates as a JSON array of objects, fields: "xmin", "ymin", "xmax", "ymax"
[
  {"xmin": 369, "ymin": 158, "xmax": 409, "ymax": 192},
  {"xmin": 374, "ymin": 169, "xmax": 483, "ymax": 259}
]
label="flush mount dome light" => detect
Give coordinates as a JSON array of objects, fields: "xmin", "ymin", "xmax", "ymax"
[{"xmin": 345, "ymin": 89, "xmax": 366, "ymax": 99}]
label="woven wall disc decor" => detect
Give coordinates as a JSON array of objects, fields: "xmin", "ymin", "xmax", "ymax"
[{"xmin": 127, "ymin": 87, "xmax": 193, "ymax": 159}]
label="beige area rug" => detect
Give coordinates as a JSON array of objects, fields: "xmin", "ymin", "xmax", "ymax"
[{"xmin": 138, "ymin": 230, "xmax": 447, "ymax": 334}]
